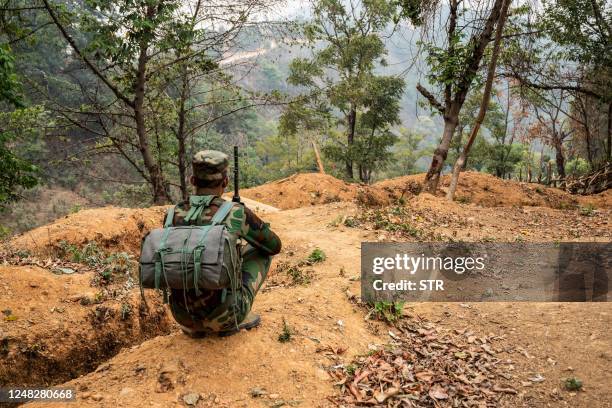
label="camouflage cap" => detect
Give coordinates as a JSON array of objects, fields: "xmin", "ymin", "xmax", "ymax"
[{"xmin": 192, "ymin": 150, "xmax": 229, "ymax": 181}]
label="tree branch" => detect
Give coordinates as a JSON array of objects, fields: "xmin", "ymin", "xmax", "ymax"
[
  {"xmin": 417, "ymin": 83, "xmax": 444, "ymax": 114},
  {"xmin": 40, "ymin": 0, "xmax": 134, "ymax": 108},
  {"xmin": 506, "ymin": 72, "xmax": 605, "ymax": 100}
]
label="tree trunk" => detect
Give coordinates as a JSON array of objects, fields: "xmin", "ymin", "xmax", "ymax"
[
  {"xmin": 527, "ymin": 163, "xmax": 532, "ymax": 183},
  {"xmin": 134, "ymin": 39, "xmax": 170, "ymax": 205},
  {"xmin": 578, "ymin": 99, "xmax": 594, "ymax": 167},
  {"xmin": 555, "ymin": 137, "xmax": 566, "ymax": 179},
  {"xmin": 547, "ymin": 161, "xmax": 552, "ymax": 185},
  {"xmin": 177, "ymin": 137, "xmax": 187, "ymax": 201},
  {"xmin": 423, "ymin": 0, "xmax": 504, "ymax": 193},
  {"xmin": 424, "ymin": 116, "xmax": 458, "ymax": 192},
  {"xmin": 346, "ymin": 105, "xmax": 356, "ymax": 179},
  {"xmin": 447, "ymin": 0, "xmax": 510, "ymax": 200},
  {"xmin": 607, "ymin": 102, "xmax": 612, "ymax": 162},
  {"xmin": 584, "ymin": 122, "xmax": 593, "ymax": 168},
  {"xmin": 447, "ymin": 150, "xmax": 467, "ymax": 200},
  {"xmin": 358, "ymin": 165, "xmax": 371, "ymax": 184},
  {"xmin": 537, "ymin": 144, "xmax": 544, "ymax": 183},
  {"xmin": 177, "ymin": 67, "xmax": 189, "ymax": 201},
  {"xmin": 312, "ymin": 140, "xmax": 325, "ymax": 174}
]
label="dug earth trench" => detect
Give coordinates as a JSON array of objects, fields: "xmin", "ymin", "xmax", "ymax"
[
  {"xmin": 4, "ymin": 186, "xmax": 606, "ymax": 407},
  {"xmin": 1, "ymin": 207, "xmax": 177, "ymax": 400},
  {"xmin": 0, "ymin": 265, "xmax": 172, "ymax": 391}
]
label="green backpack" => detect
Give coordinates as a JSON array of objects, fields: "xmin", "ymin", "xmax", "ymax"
[{"xmin": 139, "ymin": 196, "xmax": 242, "ymax": 299}]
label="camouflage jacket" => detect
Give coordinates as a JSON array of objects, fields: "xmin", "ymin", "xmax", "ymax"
[
  {"xmin": 164, "ymin": 195, "xmax": 281, "ymax": 323},
  {"xmin": 165, "ymin": 195, "xmax": 282, "ymax": 255}
]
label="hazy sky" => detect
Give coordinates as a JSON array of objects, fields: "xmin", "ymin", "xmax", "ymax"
[{"xmin": 259, "ymin": 0, "xmax": 311, "ymax": 21}]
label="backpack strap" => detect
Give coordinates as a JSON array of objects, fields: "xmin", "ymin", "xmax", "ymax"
[
  {"xmin": 163, "ymin": 205, "xmax": 176, "ymax": 228},
  {"xmin": 139, "ymin": 263, "xmax": 149, "ymax": 311},
  {"xmin": 211, "ymin": 201, "xmax": 234, "ymax": 225}
]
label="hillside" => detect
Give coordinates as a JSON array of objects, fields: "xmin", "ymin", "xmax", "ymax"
[{"xmin": 1, "ymin": 173, "xmax": 610, "ymax": 407}]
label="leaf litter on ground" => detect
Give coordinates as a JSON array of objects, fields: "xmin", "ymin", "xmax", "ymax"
[{"xmin": 330, "ymin": 317, "xmax": 519, "ymax": 407}]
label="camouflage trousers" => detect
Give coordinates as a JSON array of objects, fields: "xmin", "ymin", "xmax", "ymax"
[{"xmin": 169, "ymin": 244, "xmax": 272, "ymax": 334}]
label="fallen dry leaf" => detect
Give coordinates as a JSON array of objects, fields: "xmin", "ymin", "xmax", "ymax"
[{"xmin": 428, "ymin": 384, "xmax": 449, "ymax": 400}]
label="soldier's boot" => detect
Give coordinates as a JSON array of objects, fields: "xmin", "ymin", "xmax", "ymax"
[
  {"xmin": 181, "ymin": 327, "xmax": 207, "ymax": 339},
  {"xmin": 218, "ymin": 313, "xmax": 261, "ymax": 337}
]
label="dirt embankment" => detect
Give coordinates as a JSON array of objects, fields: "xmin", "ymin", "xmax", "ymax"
[
  {"xmin": 374, "ymin": 171, "xmax": 612, "ymax": 209},
  {"xmin": 2, "ymin": 207, "xmax": 175, "ymax": 391},
  {"xmin": 8, "ymin": 206, "xmax": 168, "ymax": 257},
  {"xmin": 0, "ymin": 265, "xmax": 172, "ymax": 389},
  {"xmin": 241, "ymin": 173, "xmax": 357, "ymax": 209},
  {"xmin": 242, "ymin": 171, "xmax": 611, "ymax": 210}
]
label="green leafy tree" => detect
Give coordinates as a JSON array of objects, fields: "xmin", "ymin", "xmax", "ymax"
[
  {"xmin": 0, "ymin": 45, "xmax": 39, "ymax": 208},
  {"xmin": 281, "ymin": 0, "xmax": 405, "ymax": 182},
  {"xmin": 565, "ymin": 157, "xmax": 590, "ymax": 177},
  {"xmin": 488, "ymin": 142, "xmax": 524, "ymax": 178},
  {"xmin": 541, "ymin": 0, "xmax": 610, "ymax": 70},
  {"xmin": 505, "ymin": 0, "xmax": 611, "ymax": 163},
  {"xmin": 405, "ymin": 0, "xmax": 506, "ymax": 192},
  {"xmin": 29, "ymin": 0, "xmax": 267, "ymax": 204},
  {"xmin": 385, "ymin": 128, "xmax": 427, "ymax": 177},
  {"xmin": 0, "ymin": 45, "xmax": 23, "ymax": 107}
]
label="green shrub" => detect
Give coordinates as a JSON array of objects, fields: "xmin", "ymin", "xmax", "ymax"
[
  {"xmin": 370, "ymin": 301, "xmax": 404, "ymax": 323},
  {"xmin": 278, "ymin": 319, "xmax": 292, "ymax": 343},
  {"xmin": 307, "ymin": 248, "xmax": 326, "ymax": 263},
  {"xmin": 579, "ymin": 204, "xmax": 595, "ymax": 217},
  {"xmin": 564, "ymin": 377, "xmax": 583, "ymax": 391}
]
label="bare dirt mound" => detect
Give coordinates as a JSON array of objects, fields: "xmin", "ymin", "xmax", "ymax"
[
  {"xmin": 347, "ymin": 191, "xmax": 611, "ymax": 243},
  {"xmin": 242, "ymin": 171, "xmax": 609, "ymax": 211},
  {"xmin": 577, "ymin": 189, "xmax": 612, "ymax": 209},
  {"xmin": 241, "ymin": 173, "xmax": 357, "ymax": 209},
  {"xmin": 0, "ymin": 265, "xmax": 172, "ymax": 389},
  {"xmin": 373, "ymin": 171, "xmax": 587, "ymax": 209},
  {"xmin": 9, "ymin": 206, "xmax": 168, "ymax": 257}
]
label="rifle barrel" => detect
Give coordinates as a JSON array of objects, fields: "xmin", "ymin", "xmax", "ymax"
[{"xmin": 233, "ymin": 145, "xmax": 240, "ymax": 203}]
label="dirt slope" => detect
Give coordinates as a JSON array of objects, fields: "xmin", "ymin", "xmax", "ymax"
[
  {"xmin": 241, "ymin": 173, "xmax": 357, "ymax": 209},
  {"xmin": 242, "ymin": 171, "xmax": 611, "ymax": 210},
  {"xmin": 11, "ymin": 195, "xmax": 609, "ymax": 408},
  {"xmin": 14, "ymin": 204, "xmax": 386, "ymax": 407},
  {"xmin": 8, "ymin": 206, "xmax": 168, "ymax": 256},
  {"xmin": 375, "ymin": 172, "xmax": 574, "ymax": 208},
  {"xmin": 0, "ymin": 265, "xmax": 171, "ymax": 389}
]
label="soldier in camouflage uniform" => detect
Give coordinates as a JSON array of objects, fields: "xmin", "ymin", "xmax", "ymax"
[{"xmin": 165, "ymin": 150, "xmax": 282, "ymax": 337}]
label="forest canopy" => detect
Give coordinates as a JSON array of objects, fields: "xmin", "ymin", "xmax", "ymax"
[{"xmin": 0, "ymin": 0, "xmax": 610, "ymax": 231}]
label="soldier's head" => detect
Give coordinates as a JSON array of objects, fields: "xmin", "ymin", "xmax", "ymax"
[{"xmin": 190, "ymin": 150, "xmax": 229, "ymax": 194}]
